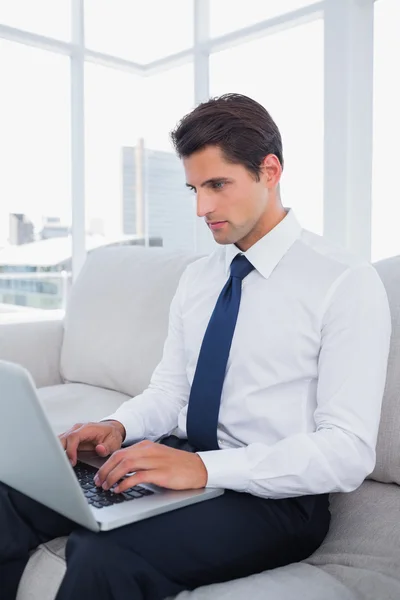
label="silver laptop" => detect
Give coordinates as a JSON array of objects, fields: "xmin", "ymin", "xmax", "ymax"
[{"xmin": 0, "ymin": 361, "xmax": 224, "ymax": 532}]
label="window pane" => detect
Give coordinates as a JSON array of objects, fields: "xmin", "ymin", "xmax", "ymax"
[
  {"xmin": 85, "ymin": 65, "xmax": 142, "ymax": 240},
  {"xmin": 84, "ymin": 0, "xmax": 193, "ymax": 64},
  {"xmin": 0, "ymin": 0, "xmax": 70, "ymax": 40},
  {"xmin": 210, "ymin": 0, "xmax": 318, "ymax": 38},
  {"xmin": 210, "ymin": 20, "xmax": 324, "ymax": 234},
  {"xmin": 141, "ymin": 65, "xmax": 196, "ymax": 252},
  {"xmin": 371, "ymin": 0, "xmax": 400, "ymax": 262},
  {"xmin": 85, "ymin": 63, "xmax": 195, "ymax": 252},
  {"xmin": 0, "ymin": 41, "xmax": 71, "ymax": 312}
]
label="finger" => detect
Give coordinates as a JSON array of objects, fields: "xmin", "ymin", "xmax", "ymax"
[
  {"xmin": 97, "ymin": 457, "xmax": 159, "ymax": 490},
  {"xmin": 65, "ymin": 433, "xmax": 81, "ymax": 467},
  {"xmin": 114, "ymin": 471, "xmax": 156, "ymax": 493},
  {"xmin": 100, "ymin": 430, "xmax": 125, "ymax": 455},
  {"xmin": 95, "ymin": 444, "xmax": 110, "ymax": 457},
  {"xmin": 65, "ymin": 429, "xmax": 95, "ymax": 465},
  {"xmin": 64, "ymin": 424, "xmax": 104, "ymax": 465},
  {"xmin": 94, "ymin": 450, "xmax": 125, "ymax": 486},
  {"xmin": 94, "ymin": 442, "xmax": 155, "ymax": 484},
  {"xmin": 58, "ymin": 423, "xmax": 82, "ymax": 449}
]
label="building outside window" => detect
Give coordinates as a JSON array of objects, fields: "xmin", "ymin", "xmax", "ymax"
[{"xmin": 0, "ymin": 1, "xmax": 394, "ymax": 313}]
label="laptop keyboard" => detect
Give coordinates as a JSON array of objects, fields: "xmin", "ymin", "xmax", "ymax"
[{"xmin": 74, "ymin": 462, "xmax": 154, "ymax": 509}]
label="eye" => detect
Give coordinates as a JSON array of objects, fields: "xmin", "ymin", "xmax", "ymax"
[
  {"xmin": 212, "ymin": 181, "xmax": 225, "ymax": 190},
  {"xmin": 187, "ymin": 186, "xmax": 196, "ymax": 193}
]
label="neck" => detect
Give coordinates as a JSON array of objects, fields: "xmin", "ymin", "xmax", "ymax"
[{"xmin": 236, "ymin": 203, "xmax": 287, "ymax": 252}]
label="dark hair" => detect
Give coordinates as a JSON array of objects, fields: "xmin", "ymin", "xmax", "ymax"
[{"xmin": 170, "ymin": 93, "xmax": 283, "ymax": 180}]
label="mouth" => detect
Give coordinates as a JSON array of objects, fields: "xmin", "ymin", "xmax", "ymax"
[{"xmin": 207, "ymin": 221, "xmax": 227, "ymax": 231}]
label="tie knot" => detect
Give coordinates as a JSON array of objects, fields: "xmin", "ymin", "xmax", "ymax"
[{"xmin": 230, "ymin": 254, "xmax": 255, "ymax": 281}]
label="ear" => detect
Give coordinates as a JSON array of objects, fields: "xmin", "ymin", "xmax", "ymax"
[{"xmin": 260, "ymin": 154, "xmax": 282, "ymax": 188}]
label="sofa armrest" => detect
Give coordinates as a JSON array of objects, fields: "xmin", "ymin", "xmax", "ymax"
[{"xmin": 0, "ymin": 312, "xmax": 64, "ymax": 388}]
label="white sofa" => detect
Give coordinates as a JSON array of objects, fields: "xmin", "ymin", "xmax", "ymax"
[{"xmin": 0, "ymin": 246, "xmax": 399, "ymax": 600}]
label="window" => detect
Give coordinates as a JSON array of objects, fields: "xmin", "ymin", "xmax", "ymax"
[
  {"xmin": 210, "ymin": 19, "xmax": 324, "ymax": 234},
  {"xmin": 2, "ymin": 1, "xmax": 383, "ymax": 314},
  {"xmin": 210, "ymin": 0, "xmax": 318, "ymax": 38},
  {"xmin": 0, "ymin": 0, "xmax": 70, "ymax": 40},
  {"xmin": 371, "ymin": 0, "xmax": 400, "ymax": 262},
  {"xmin": 0, "ymin": 41, "xmax": 71, "ymax": 238},
  {"xmin": 0, "ymin": 41, "xmax": 71, "ymax": 311},
  {"xmin": 84, "ymin": 64, "xmax": 142, "ymax": 240},
  {"xmin": 84, "ymin": 0, "xmax": 193, "ymax": 64},
  {"xmin": 141, "ymin": 64, "xmax": 196, "ymax": 252},
  {"xmin": 85, "ymin": 62, "xmax": 195, "ymax": 252}
]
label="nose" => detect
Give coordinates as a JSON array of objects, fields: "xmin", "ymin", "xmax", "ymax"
[{"xmin": 196, "ymin": 192, "xmax": 216, "ymax": 219}]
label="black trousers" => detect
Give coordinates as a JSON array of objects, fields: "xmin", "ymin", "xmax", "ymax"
[{"xmin": 0, "ymin": 436, "xmax": 330, "ymax": 600}]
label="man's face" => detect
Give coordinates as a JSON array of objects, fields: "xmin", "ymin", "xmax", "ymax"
[{"xmin": 183, "ymin": 145, "xmax": 273, "ymax": 250}]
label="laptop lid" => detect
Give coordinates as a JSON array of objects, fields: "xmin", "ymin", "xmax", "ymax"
[
  {"xmin": 0, "ymin": 361, "xmax": 224, "ymax": 532},
  {"xmin": 0, "ymin": 361, "xmax": 99, "ymax": 532}
]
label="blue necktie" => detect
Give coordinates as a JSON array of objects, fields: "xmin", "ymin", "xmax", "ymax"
[{"xmin": 186, "ymin": 254, "xmax": 255, "ymax": 451}]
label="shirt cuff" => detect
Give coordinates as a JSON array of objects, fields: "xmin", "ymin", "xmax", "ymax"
[
  {"xmin": 100, "ymin": 413, "xmax": 145, "ymax": 446},
  {"xmin": 197, "ymin": 447, "xmax": 250, "ymax": 491}
]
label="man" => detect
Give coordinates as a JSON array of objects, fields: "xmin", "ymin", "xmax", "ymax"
[{"xmin": 0, "ymin": 94, "xmax": 391, "ymax": 600}]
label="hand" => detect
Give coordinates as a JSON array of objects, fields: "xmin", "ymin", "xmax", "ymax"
[
  {"xmin": 94, "ymin": 440, "xmax": 208, "ymax": 492},
  {"xmin": 59, "ymin": 420, "xmax": 126, "ymax": 467}
]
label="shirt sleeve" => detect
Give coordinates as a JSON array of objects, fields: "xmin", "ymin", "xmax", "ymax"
[
  {"xmin": 198, "ymin": 264, "xmax": 392, "ymax": 498},
  {"xmin": 102, "ymin": 267, "xmax": 191, "ymax": 445}
]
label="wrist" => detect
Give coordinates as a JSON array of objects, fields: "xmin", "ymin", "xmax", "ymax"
[
  {"xmin": 195, "ymin": 453, "xmax": 208, "ymax": 488},
  {"xmin": 104, "ymin": 420, "xmax": 126, "ymax": 442}
]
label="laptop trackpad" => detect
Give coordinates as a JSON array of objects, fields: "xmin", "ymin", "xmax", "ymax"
[
  {"xmin": 77, "ymin": 451, "xmax": 109, "ymax": 470},
  {"xmin": 77, "ymin": 451, "xmax": 140, "ymax": 479}
]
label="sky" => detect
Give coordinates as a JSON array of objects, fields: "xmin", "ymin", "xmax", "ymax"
[{"xmin": 0, "ymin": 0, "xmax": 399, "ymax": 261}]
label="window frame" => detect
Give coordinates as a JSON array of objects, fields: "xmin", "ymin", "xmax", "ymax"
[{"xmin": 0, "ymin": 0, "xmax": 376, "ymax": 276}]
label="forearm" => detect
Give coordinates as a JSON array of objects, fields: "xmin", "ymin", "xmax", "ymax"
[
  {"xmin": 198, "ymin": 427, "xmax": 375, "ymax": 498},
  {"xmin": 104, "ymin": 385, "xmax": 187, "ymax": 444}
]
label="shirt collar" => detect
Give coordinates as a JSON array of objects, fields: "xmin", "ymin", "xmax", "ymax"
[{"xmin": 224, "ymin": 208, "xmax": 302, "ymax": 280}]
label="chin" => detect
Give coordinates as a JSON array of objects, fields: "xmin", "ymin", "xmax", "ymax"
[{"xmin": 211, "ymin": 231, "xmax": 235, "ymax": 245}]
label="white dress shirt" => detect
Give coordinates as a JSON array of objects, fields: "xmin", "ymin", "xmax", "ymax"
[{"xmin": 106, "ymin": 209, "xmax": 392, "ymax": 499}]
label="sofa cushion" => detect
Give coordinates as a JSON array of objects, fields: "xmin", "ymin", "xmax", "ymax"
[
  {"xmin": 16, "ymin": 537, "xmax": 68, "ymax": 600},
  {"xmin": 173, "ymin": 563, "xmax": 355, "ymax": 600},
  {"xmin": 60, "ymin": 246, "xmax": 201, "ymax": 398},
  {"xmin": 17, "ymin": 541, "xmax": 355, "ymax": 600},
  {"xmin": 307, "ymin": 480, "xmax": 400, "ymax": 599},
  {"xmin": 38, "ymin": 383, "xmax": 130, "ymax": 435},
  {"xmin": 18, "ymin": 541, "xmax": 355, "ymax": 600},
  {"xmin": 371, "ymin": 256, "xmax": 400, "ymax": 484},
  {"xmin": 16, "ymin": 480, "xmax": 399, "ymax": 600}
]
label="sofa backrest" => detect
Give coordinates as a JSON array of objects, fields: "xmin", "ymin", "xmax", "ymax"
[
  {"xmin": 370, "ymin": 255, "xmax": 400, "ymax": 485},
  {"xmin": 61, "ymin": 246, "xmax": 399, "ymax": 485},
  {"xmin": 60, "ymin": 246, "xmax": 201, "ymax": 398}
]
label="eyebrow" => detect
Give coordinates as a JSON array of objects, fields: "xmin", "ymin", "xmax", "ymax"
[{"xmin": 185, "ymin": 177, "xmax": 231, "ymax": 189}]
